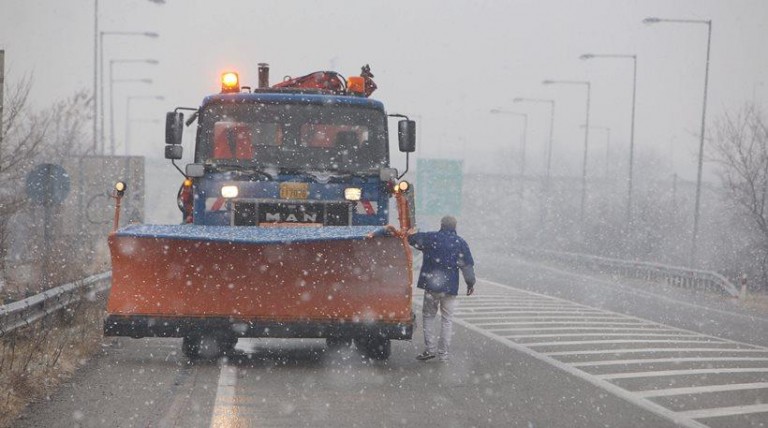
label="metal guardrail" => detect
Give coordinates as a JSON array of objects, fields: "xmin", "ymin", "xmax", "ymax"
[
  {"xmin": 514, "ymin": 247, "xmax": 739, "ymax": 298},
  {"xmin": 0, "ymin": 271, "xmax": 111, "ymax": 335}
]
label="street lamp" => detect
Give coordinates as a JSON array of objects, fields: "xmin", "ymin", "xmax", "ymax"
[
  {"xmin": 109, "ymin": 59, "xmax": 157, "ymax": 156},
  {"xmin": 125, "ymin": 96, "xmax": 164, "ymax": 156},
  {"xmin": 580, "ymin": 53, "xmax": 637, "ymax": 228},
  {"xmin": 99, "ymin": 31, "xmax": 159, "ymax": 155},
  {"xmin": 514, "ymin": 98, "xmax": 556, "ymax": 191},
  {"xmin": 543, "ymin": 79, "xmax": 591, "ymax": 223},
  {"xmin": 644, "ymin": 16, "xmax": 712, "ymax": 266},
  {"xmin": 580, "ymin": 125, "xmax": 611, "ymax": 178},
  {"xmin": 92, "ymin": 0, "xmax": 164, "ymax": 153},
  {"xmin": 490, "ymin": 109, "xmax": 528, "ymax": 194}
]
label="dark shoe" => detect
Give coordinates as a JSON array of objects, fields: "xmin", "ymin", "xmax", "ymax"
[{"xmin": 416, "ymin": 351, "xmax": 436, "ymax": 361}]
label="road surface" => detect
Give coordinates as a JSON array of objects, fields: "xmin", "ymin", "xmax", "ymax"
[{"xmin": 15, "ymin": 254, "xmax": 768, "ymax": 427}]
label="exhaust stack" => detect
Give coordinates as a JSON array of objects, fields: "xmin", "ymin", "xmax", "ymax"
[{"xmin": 258, "ymin": 63, "xmax": 270, "ymax": 88}]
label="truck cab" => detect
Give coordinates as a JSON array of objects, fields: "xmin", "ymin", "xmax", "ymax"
[{"xmin": 166, "ymin": 68, "xmax": 415, "ymax": 229}]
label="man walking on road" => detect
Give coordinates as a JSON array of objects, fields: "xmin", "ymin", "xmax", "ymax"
[{"xmin": 408, "ymin": 216, "xmax": 475, "ymax": 362}]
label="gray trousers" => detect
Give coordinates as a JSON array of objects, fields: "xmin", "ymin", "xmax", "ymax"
[{"xmin": 422, "ymin": 290, "xmax": 458, "ymax": 357}]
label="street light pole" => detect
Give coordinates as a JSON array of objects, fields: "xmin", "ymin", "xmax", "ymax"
[
  {"xmin": 580, "ymin": 53, "xmax": 637, "ymax": 228},
  {"xmin": 490, "ymin": 109, "xmax": 528, "ymax": 191},
  {"xmin": 514, "ymin": 98, "xmax": 555, "ymax": 191},
  {"xmin": 100, "ymin": 31, "xmax": 159, "ymax": 155},
  {"xmin": 543, "ymin": 79, "xmax": 591, "ymax": 223},
  {"xmin": 92, "ymin": 0, "xmax": 99, "ymax": 154},
  {"xmin": 644, "ymin": 17, "xmax": 712, "ymax": 266},
  {"xmin": 125, "ymin": 96, "xmax": 164, "ymax": 156},
  {"xmin": 108, "ymin": 59, "xmax": 157, "ymax": 156},
  {"xmin": 581, "ymin": 125, "xmax": 611, "ymax": 178}
]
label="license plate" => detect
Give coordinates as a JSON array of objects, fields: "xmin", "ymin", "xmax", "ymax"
[{"xmin": 280, "ymin": 183, "xmax": 309, "ymax": 199}]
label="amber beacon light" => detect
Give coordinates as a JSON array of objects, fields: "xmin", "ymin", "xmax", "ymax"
[{"xmin": 221, "ymin": 71, "xmax": 240, "ymax": 93}]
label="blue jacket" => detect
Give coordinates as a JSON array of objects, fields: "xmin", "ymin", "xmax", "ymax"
[{"xmin": 408, "ymin": 228, "xmax": 475, "ymax": 296}]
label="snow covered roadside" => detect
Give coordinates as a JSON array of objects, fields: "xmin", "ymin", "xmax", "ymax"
[{"xmin": 0, "ymin": 290, "xmax": 106, "ymax": 426}]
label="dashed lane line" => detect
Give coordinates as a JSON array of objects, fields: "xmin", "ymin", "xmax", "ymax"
[{"xmin": 209, "ymin": 363, "xmax": 238, "ymax": 428}]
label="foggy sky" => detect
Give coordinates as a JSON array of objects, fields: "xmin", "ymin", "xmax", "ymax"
[{"xmin": 2, "ymin": 0, "xmax": 768, "ymax": 183}]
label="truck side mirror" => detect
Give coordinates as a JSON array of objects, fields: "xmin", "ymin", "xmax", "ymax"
[
  {"xmin": 165, "ymin": 144, "xmax": 183, "ymax": 160},
  {"xmin": 166, "ymin": 112, "xmax": 184, "ymax": 146},
  {"xmin": 398, "ymin": 120, "xmax": 416, "ymax": 153}
]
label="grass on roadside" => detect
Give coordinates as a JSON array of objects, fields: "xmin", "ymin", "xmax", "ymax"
[{"xmin": 0, "ymin": 292, "xmax": 105, "ymax": 428}]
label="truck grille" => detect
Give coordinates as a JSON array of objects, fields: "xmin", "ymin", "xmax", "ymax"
[{"xmin": 233, "ymin": 201, "xmax": 352, "ymax": 226}]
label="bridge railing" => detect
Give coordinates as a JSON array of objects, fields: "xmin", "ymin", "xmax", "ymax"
[
  {"xmin": 514, "ymin": 247, "xmax": 739, "ymax": 298},
  {"xmin": 0, "ymin": 272, "xmax": 111, "ymax": 336}
]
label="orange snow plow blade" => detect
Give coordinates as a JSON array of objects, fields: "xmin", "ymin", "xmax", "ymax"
[{"xmin": 104, "ymin": 225, "xmax": 414, "ymax": 339}]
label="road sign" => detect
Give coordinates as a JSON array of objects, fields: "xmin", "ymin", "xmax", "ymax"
[
  {"xmin": 25, "ymin": 163, "xmax": 71, "ymax": 206},
  {"xmin": 416, "ymin": 158, "xmax": 463, "ymax": 216}
]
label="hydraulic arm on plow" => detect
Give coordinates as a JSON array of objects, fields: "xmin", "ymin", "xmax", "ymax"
[{"xmin": 104, "ymin": 64, "xmax": 418, "ymax": 360}]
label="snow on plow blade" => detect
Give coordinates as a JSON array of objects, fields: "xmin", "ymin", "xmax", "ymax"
[{"xmin": 105, "ymin": 225, "xmax": 413, "ymax": 339}]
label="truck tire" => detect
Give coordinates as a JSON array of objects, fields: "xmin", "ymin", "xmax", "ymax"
[
  {"xmin": 182, "ymin": 334, "xmax": 237, "ymax": 360},
  {"xmin": 326, "ymin": 337, "xmax": 353, "ymax": 350},
  {"xmin": 355, "ymin": 337, "xmax": 391, "ymax": 360},
  {"xmin": 182, "ymin": 335, "xmax": 201, "ymax": 359}
]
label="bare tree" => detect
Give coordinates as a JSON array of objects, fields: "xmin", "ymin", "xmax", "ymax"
[
  {"xmin": 0, "ymin": 76, "xmax": 92, "ymax": 295},
  {"xmin": 0, "ymin": 76, "xmax": 50, "ymax": 292},
  {"xmin": 710, "ymin": 103, "xmax": 768, "ymax": 288}
]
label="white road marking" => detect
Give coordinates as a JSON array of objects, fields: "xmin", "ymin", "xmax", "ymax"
[
  {"xmin": 478, "ymin": 278, "xmax": 758, "ymax": 349},
  {"xmin": 597, "ymin": 368, "xmax": 768, "ymax": 380},
  {"xmin": 210, "ymin": 362, "xmax": 239, "ymax": 428},
  {"xmin": 476, "ymin": 321, "xmax": 647, "ymax": 327},
  {"xmin": 447, "ymin": 308, "xmax": 709, "ymax": 428},
  {"xmin": 457, "ymin": 305, "xmax": 596, "ymax": 311},
  {"xmin": 635, "ymin": 382, "xmax": 768, "ymax": 398},
  {"xmin": 489, "ymin": 326, "xmax": 674, "ymax": 333},
  {"xmin": 447, "ymin": 277, "xmax": 768, "ymax": 426},
  {"xmin": 679, "ymin": 403, "xmax": 768, "ymax": 419},
  {"xmin": 571, "ymin": 357, "xmax": 768, "ymax": 367},
  {"xmin": 507, "ymin": 332, "xmax": 701, "ymax": 340},
  {"xmin": 456, "ymin": 310, "xmax": 606, "ymax": 315},
  {"xmin": 459, "ymin": 315, "xmax": 625, "ymax": 321},
  {"xmin": 545, "ymin": 347, "xmax": 768, "ymax": 357},
  {"xmin": 526, "ymin": 339, "xmax": 724, "ymax": 347}
]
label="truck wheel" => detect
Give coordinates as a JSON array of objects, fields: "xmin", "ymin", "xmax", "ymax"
[
  {"xmin": 220, "ymin": 336, "xmax": 238, "ymax": 355},
  {"xmin": 355, "ymin": 337, "xmax": 391, "ymax": 360},
  {"xmin": 182, "ymin": 335, "xmax": 201, "ymax": 359},
  {"xmin": 326, "ymin": 337, "xmax": 353, "ymax": 350},
  {"xmin": 183, "ymin": 334, "xmax": 236, "ymax": 360}
]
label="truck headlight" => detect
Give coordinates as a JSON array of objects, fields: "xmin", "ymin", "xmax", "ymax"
[
  {"xmin": 344, "ymin": 187, "xmax": 362, "ymax": 201},
  {"xmin": 221, "ymin": 185, "xmax": 239, "ymax": 199}
]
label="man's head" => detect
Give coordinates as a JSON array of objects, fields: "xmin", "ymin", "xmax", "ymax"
[{"xmin": 440, "ymin": 215, "xmax": 457, "ymax": 231}]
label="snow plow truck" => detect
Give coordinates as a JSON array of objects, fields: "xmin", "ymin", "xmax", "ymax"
[{"xmin": 104, "ymin": 64, "xmax": 417, "ymax": 360}]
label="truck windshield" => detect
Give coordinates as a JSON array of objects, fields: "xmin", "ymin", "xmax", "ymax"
[{"xmin": 196, "ymin": 102, "xmax": 388, "ymax": 173}]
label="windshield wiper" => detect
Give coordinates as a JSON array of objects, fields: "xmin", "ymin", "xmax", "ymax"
[
  {"xmin": 206, "ymin": 161, "xmax": 274, "ymax": 180},
  {"xmin": 328, "ymin": 169, "xmax": 376, "ymax": 180}
]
